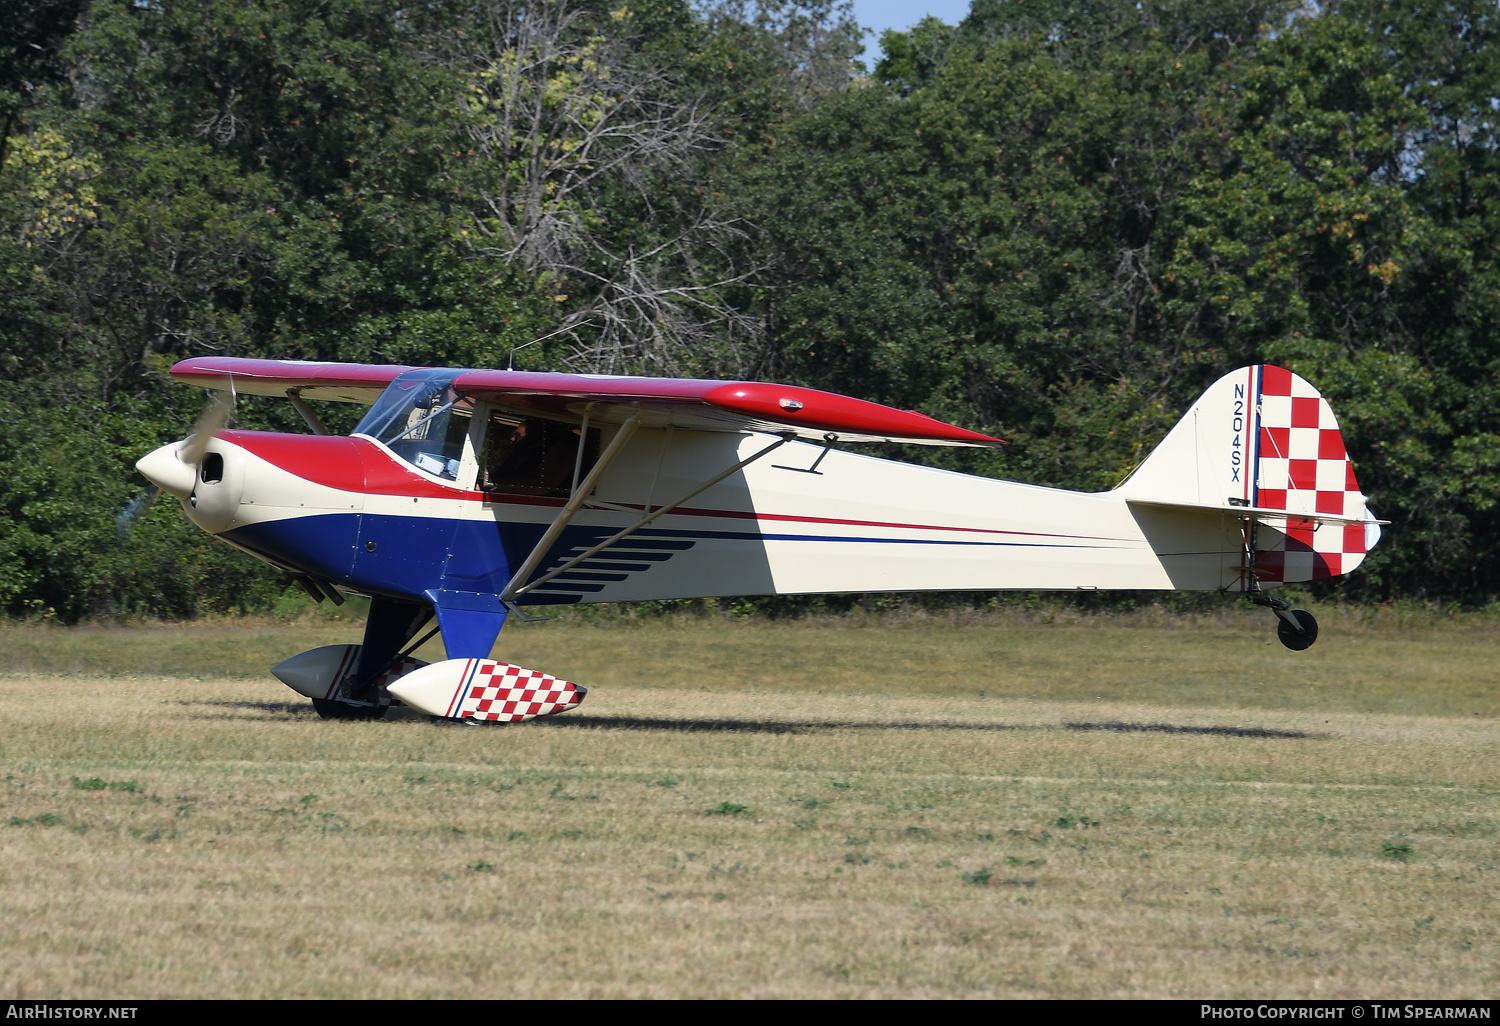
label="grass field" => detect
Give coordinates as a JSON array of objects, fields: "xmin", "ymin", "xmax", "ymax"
[{"xmin": 0, "ymin": 605, "xmax": 1496, "ymax": 997}]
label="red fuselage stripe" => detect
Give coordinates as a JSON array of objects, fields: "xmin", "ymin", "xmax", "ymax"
[{"xmin": 223, "ymin": 430, "xmax": 1126, "ymax": 544}]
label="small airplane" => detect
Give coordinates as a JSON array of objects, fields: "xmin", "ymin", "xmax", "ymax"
[{"xmin": 129, "ymin": 357, "xmax": 1384, "ymax": 722}]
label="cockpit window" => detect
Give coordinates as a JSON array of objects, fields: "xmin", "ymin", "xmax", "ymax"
[
  {"xmin": 482, "ymin": 413, "xmax": 599, "ymax": 497},
  {"xmin": 355, "ymin": 369, "xmax": 473, "ymax": 480}
]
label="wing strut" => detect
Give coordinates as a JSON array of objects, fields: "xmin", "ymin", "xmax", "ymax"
[
  {"xmin": 287, "ymin": 390, "xmax": 330, "ymax": 435},
  {"xmin": 505, "ymin": 433, "xmax": 793, "ymax": 603},
  {"xmin": 497, "ymin": 413, "xmax": 643, "ymax": 612}
]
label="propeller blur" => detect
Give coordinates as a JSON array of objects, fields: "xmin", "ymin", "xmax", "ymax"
[{"xmin": 118, "ymin": 392, "xmax": 236, "ymax": 546}]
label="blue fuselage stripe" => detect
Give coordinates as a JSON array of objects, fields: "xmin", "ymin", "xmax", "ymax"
[
  {"xmin": 223, "ymin": 511, "xmax": 1132, "ymax": 607},
  {"xmin": 625, "ymin": 525, "xmax": 1128, "ymax": 550}
]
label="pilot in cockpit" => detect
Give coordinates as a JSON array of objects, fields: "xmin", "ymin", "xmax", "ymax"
[{"xmin": 364, "ymin": 379, "xmax": 473, "ymax": 480}]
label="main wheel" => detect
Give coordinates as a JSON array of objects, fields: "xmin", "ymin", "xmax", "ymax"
[
  {"xmin": 311, "ymin": 698, "xmax": 388, "ymax": 720},
  {"xmin": 1276, "ymin": 609, "xmax": 1319, "ymax": 651}
]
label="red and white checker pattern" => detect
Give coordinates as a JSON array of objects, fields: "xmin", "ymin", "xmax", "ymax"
[
  {"xmin": 1252, "ymin": 366, "xmax": 1368, "ymax": 582},
  {"xmin": 455, "ymin": 662, "xmax": 583, "ymax": 722},
  {"xmin": 373, "ymin": 655, "xmax": 427, "ymax": 705},
  {"xmin": 1252, "ymin": 516, "xmax": 1371, "ymax": 582}
]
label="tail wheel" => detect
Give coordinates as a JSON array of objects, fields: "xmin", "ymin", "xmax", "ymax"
[
  {"xmin": 1276, "ymin": 610, "xmax": 1319, "ymax": 651},
  {"xmin": 312, "ymin": 698, "xmax": 388, "ymax": 720}
]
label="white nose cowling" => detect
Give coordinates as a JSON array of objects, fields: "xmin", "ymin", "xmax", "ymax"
[{"xmin": 136, "ymin": 442, "xmax": 198, "ymax": 499}]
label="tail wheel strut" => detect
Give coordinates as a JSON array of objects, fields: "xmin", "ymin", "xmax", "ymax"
[
  {"xmin": 1242, "ymin": 516, "xmax": 1319, "ymax": 651},
  {"xmin": 1250, "ymin": 590, "xmax": 1319, "ymax": 651}
]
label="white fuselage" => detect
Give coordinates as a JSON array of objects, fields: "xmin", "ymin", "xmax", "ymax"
[{"xmin": 167, "ymin": 425, "xmax": 1249, "ymax": 606}]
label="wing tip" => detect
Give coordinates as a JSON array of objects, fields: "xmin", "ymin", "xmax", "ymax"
[{"xmin": 705, "ymin": 382, "xmax": 1003, "ymax": 446}]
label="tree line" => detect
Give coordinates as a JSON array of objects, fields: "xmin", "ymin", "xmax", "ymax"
[{"xmin": 1, "ymin": 0, "xmax": 1496, "ymax": 620}]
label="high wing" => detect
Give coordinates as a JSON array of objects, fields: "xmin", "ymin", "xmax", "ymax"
[
  {"xmin": 172, "ymin": 356, "xmax": 414, "ymax": 404},
  {"xmin": 169, "ymin": 356, "xmax": 1003, "ymax": 447}
]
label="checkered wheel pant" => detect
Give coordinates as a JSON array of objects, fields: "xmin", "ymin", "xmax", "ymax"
[{"xmin": 454, "ymin": 662, "xmax": 585, "ymax": 722}]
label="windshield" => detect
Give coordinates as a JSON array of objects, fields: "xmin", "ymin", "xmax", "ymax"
[{"xmin": 355, "ymin": 369, "xmax": 474, "ymax": 480}]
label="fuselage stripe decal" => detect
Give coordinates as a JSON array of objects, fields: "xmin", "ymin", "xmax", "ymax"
[
  {"xmin": 446, "ymin": 659, "xmax": 479, "ymax": 719},
  {"xmin": 328, "ymin": 645, "xmax": 356, "ymax": 701},
  {"xmin": 609, "ymin": 505, "xmax": 1123, "ymax": 542},
  {"xmin": 586, "ymin": 526, "xmax": 1133, "ymax": 551},
  {"xmin": 237, "ymin": 496, "xmax": 1133, "ymax": 547}
]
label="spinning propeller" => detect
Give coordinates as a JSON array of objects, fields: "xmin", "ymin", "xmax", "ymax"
[{"xmin": 118, "ymin": 391, "xmax": 234, "ymax": 545}]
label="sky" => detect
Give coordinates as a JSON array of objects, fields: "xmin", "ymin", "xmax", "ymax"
[{"xmin": 849, "ymin": 0, "xmax": 973, "ymax": 68}]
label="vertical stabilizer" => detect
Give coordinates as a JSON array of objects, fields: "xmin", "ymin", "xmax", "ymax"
[{"xmin": 1116, "ymin": 366, "xmax": 1379, "ymax": 586}]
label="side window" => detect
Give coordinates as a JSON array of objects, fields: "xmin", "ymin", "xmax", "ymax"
[{"xmin": 480, "ymin": 414, "xmax": 599, "ymax": 497}]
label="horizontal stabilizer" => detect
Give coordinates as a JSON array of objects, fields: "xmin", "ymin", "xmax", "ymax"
[{"xmin": 1124, "ymin": 498, "xmax": 1388, "ymax": 528}]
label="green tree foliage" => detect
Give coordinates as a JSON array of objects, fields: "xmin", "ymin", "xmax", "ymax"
[
  {"xmin": 0, "ymin": 0, "xmax": 1495, "ymax": 619},
  {"xmin": 0, "ymin": 0, "xmax": 88, "ymax": 164},
  {"xmin": 873, "ymin": 16, "xmax": 954, "ymax": 95},
  {"xmin": 750, "ymin": 0, "xmax": 1299, "ymax": 484}
]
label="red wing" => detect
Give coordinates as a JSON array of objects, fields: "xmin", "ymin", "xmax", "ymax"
[
  {"xmin": 171, "ymin": 357, "xmax": 414, "ymax": 403},
  {"xmin": 170, "ymin": 357, "xmax": 1002, "ymax": 447},
  {"xmin": 453, "ymin": 370, "xmax": 1002, "ymax": 446}
]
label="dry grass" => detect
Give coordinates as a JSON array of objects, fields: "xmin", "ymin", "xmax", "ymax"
[
  {"xmin": 7, "ymin": 601, "xmax": 1498, "ymax": 716},
  {"xmin": 0, "ymin": 610, "xmax": 1497, "ymax": 997}
]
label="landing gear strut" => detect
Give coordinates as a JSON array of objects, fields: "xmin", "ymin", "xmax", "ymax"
[
  {"xmin": 312, "ymin": 697, "xmax": 388, "ymax": 720},
  {"xmin": 283, "ymin": 597, "xmax": 435, "ymax": 719},
  {"xmin": 1250, "ymin": 590, "xmax": 1319, "ymax": 651}
]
